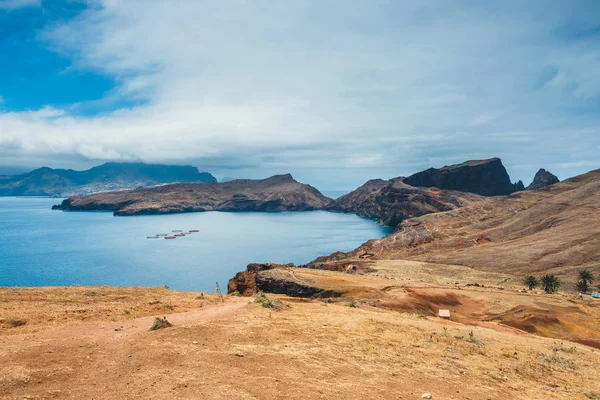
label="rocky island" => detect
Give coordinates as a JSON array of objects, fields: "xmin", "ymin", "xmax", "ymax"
[{"xmin": 52, "ymin": 174, "xmax": 331, "ymax": 215}]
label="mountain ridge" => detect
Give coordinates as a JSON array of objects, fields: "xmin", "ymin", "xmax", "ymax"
[{"xmin": 0, "ymin": 162, "xmax": 216, "ymax": 197}]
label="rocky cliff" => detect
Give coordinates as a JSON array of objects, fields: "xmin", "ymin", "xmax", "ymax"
[
  {"xmin": 527, "ymin": 168, "xmax": 559, "ymax": 190},
  {"xmin": 327, "ymin": 177, "xmax": 483, "ymax": 226},
  {"xmin": 53, "ymin": 174, "xmax": 332, "ymax": 216},
  {"xmin": 0, "ymin": 162, "xmax": 216, "ymax": 197},
  {"xmin": 402, "ymin": 158, "xmax": 518, "ymax": 196}
]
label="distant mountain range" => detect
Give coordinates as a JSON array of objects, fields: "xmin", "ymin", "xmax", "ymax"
[{"xmin": 0, "ymin": 162, "xmax": 216, "ymax": 197}]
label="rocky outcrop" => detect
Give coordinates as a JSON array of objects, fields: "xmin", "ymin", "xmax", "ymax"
[
  {"xmin": 327, "ymin": 177, "xmax": 482, "ymax": 226},
  {"xmin": 227, "ymin": 263, "xmax": 279, "ymax": 296},
  {"xmin": 255, "ymin": 269, "xmax": 345, "ymax": 298},
  {"xmin": 527, "ymin": 169, "xmax": 559, "ymax": 190},
  {"xmin": 53, "ymin": 174, "xmax": 332, "ymax": 216},
  {"xmin": 402, "ymin": 158, "xmax": 518, "ymax": 196},
  {"xmin": 0, "ymin": 162, "xmax": 216, "ymax": 197}
]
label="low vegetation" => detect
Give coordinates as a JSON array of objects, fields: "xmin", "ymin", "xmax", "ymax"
[
  {"xmin": 541, "ymin": 275, "xmax": 561, "ymax": 293},
  {"xmin": 523, "ymin": 275, "xmax": 538, "ymax": 290},
  {"xmin": 149, "ymin": 316, "xmax": 172, "ymax": 331},
  {"xmin": 254, "ymin": 291, "xmax": 285, "ymax": 310},
  {"xmin": 7, "ymin": 318, "xmax": 28, "ymax": 328}
]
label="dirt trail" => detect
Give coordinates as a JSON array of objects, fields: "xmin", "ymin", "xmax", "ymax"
[{"xmin": 1, "ymin": 298, "xmax": 248, "ymax": 352}]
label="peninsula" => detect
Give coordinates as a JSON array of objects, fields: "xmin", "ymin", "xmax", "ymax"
[{"xmin": 52, "ymin": 174, "xmax": 331, "ymax": 215}]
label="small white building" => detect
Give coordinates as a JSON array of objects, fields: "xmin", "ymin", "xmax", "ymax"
[{"xmin": 439, "ymin": 309, "xmax": 451, "ymax": 319}]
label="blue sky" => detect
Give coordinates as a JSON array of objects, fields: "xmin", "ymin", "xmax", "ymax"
[{"xmin": 0, "ymin": 0, "xmax": 599, "ymax": 190}]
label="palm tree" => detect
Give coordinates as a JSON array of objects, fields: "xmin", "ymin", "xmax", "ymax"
[
  {"xmin": 523, "ymin": 275, "xmax": 538, "ymax": 290},
  {"xmin": 540, "ymin": 275, "xmax": 561, "ymax": 294},
  {"xmin": 576, "ymin": 269, "xmax": 594, "ymax": 293}
]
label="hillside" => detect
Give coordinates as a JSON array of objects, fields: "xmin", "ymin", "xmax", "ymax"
[
  {"xmin": 2, "ymin": 286, "xmax": 600, "ymax": 399},
  {"xmin": 52, "ymin": 174, "xmax": 332, "ymax": 215},
  {"xmin": 317, "ymin": 169, "xmax": 600, "ymax": 284},
  {"xmin": 0, "ymin": 162, "xmax": 216, "ymax": 197},
  {"xmin": 327, "ymin": 177, "xmax": 483, "ymax": 226}
]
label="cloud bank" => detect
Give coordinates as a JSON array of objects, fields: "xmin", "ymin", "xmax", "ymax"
[{"xmin": 0, "ymin": 0, "xmax": 599, "ymax": 188}]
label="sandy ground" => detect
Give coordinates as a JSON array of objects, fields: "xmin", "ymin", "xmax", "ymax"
[{"xmin": 2, "ymin": 284, "xmax": 600, "ymax": 400}]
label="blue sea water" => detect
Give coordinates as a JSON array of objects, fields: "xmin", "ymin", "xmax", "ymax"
[{"xmin": 0, "ymin": 197, "xmax": 392, "ymax": 292}]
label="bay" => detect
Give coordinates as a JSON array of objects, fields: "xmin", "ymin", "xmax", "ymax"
[{"xmin": 0, "ymin": 197, "xmax": 392, "ymax": 292}]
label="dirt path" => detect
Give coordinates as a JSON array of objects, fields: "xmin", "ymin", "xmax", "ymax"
[{"xmin": 0, "ymin": 298, "xmax": 248, "ymax": 352}]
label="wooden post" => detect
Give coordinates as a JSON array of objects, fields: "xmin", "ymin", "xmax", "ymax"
[{"xmin": 215, "ymin": 282, "xmax": 224, "ymax": 303}]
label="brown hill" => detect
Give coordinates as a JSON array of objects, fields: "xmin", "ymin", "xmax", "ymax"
[
  {"xmin": 318, "ymin": 169, "xmax": 600, "ymax": 284},
  {"xmin": 52, "ymin": 174, "xmax": 331, "ymax": 216},
  {"xmin": 327, "ymin": 177, "xmax": 483, "ymax": 226}
]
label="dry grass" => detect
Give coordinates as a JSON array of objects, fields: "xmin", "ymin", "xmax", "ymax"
[
  {"xmin": 0, "ymin": 286, "xmax": 220, "ymax": 336},
  {"xmin": 0, "ymin": 287, "xmax": 599, "ymax": 399}
]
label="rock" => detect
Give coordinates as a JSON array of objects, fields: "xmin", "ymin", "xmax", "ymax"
[
  {"xmin": 227, "ymin": 263, "xmax": 280, "ymax": 296},
  {"xmin": 403, "ymin": 158, "xmax": 518, "ymax": 196},
  {"xmin": 327, "ymin": 177, "xmax": 482, "ymax": 227},
  {"xmin": 421, "ymin": 393, "xmax": 432, "ymax": 399},
  {"xmin": 513, "ymin": 180, "xmax": 525, "ymax": 192},
  {"xmin": 256, "ymin": 268, "xmax": 344, "ymax": 298},
  {"xmin": 527, "ymin": 168, "xmax": 559, "ymax": 190},
  {"xmin": 53, "ymin": 174, "xmax": 332, "ymax": 216}
]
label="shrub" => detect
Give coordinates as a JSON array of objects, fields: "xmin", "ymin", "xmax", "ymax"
[
  {"xmin": 149, "ymin": 317, "xmax": 172, "ymax": 331},
  {"xmin": 523, "ymin": 275, "xmax": 538, "ymax": 290},
  {"xmin": 83, "ymin": 290, "xmax": 104, "ymax": 297},
  {"xmin": 8, "ymin": 318, "xmax": 27, "ymax": 328},
  {"xmin": 254, "ymin": 292, "xmax": 284, "ymax": 310},
  {"xmin": 540, "ymin": 275, "xmax": 561, "ymax": 293}
]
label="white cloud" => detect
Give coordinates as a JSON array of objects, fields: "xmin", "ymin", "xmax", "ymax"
[
  {"xmin": 0, "ymin": 0, "xmax": 39, "ymax": 10},
  {"xmin": 1, "ymin": 0, "xmax": 599, "ymax": 188}
]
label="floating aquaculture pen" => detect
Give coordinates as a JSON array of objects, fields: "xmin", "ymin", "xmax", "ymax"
[
  {"xmin": 164, "ymin": 236, "xmax": 176, "ymax": 239},
  {"xmin": 189, "ymin": 229, "xmax": 199, "ymax": 233},
  {"xmin": 156, "ymin": 234, "xmax": 167, "ymax": 237},
  {"xmin": 172, "ymin": 230, "xmax": 183, "ymax": 233},
  {"xmin": 147, "ymin": 236, "xmax": 159, "ymax": 239}
]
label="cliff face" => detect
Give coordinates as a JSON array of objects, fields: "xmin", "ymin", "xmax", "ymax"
[
  {"xmin": 53, "ymin": 174, "xmax": 332, "ymax": 216},
  {"xmin": 327, "ymin": 177, "xmax": 483, "ymax": 226},
  {"xmin": 0, "ymin": 162, "xmax": 216, "ymax": 197},
  {"xmin": 402, "ymin": 158, "xmax": 517, "ymax": 196},
  {"xmin": 527, "ymin": 168, "xmax": 559, "ymax": 190}
]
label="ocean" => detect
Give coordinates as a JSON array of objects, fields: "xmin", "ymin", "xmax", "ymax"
[{"xmin": 0, "ymin": 197, "xmax": 392, "ymax": 292}]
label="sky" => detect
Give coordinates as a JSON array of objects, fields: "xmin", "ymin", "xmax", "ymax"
[{"xmin": 0, "ymin": 0, "xmax": 599, "ymax": 190}]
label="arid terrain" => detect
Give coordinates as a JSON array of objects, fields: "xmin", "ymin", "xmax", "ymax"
[
  {"xmin": 2, "ymin": 285, "xmax": 600, "ymax": 400},
  {"xmin": 4, "ymin": 162, "xmax": 600, "ymax": 399},
  {"xmin": 319, "ymin": 168, "xmax": 600, "ymax": 285}
]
